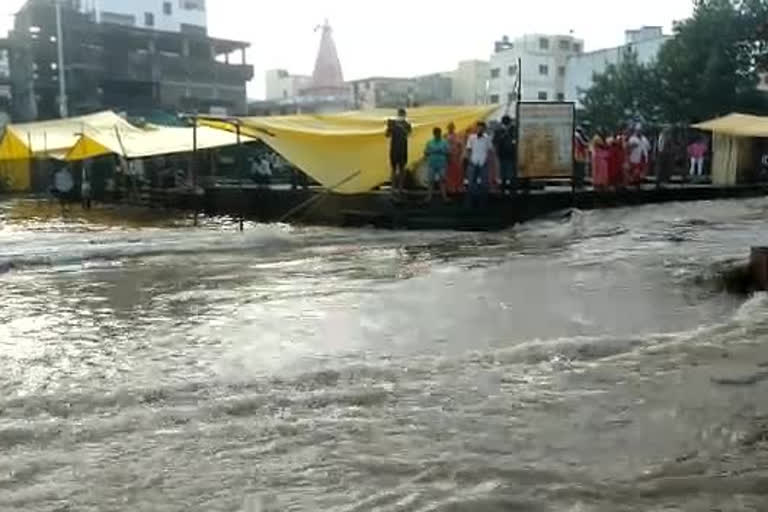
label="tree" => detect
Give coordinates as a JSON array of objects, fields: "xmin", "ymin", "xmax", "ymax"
[
  {"xmin": 655, "ymin": 0, "xmax": 767, "ymax": 122},
  {"xmin": 579, "ymin": 50, "xmax": 662, "ymax": 131},
  {"xmin": 580, "ymin": 0, "xmax": 768, "ymax": 127}
]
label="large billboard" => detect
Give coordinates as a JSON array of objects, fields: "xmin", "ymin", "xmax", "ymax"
[{"xmin": 516, "ymin": 102, "xmax": 575, "ymax": 179}]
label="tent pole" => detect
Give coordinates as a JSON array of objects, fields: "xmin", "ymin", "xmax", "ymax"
[
  {"xmin": 237, "ymin": 122, "xmax": 244, "ymax": 232},
  {"xmin": 113, "ymin": 125, "xmax": 134, "ymax": 205},
  {"xmin": 192, "ymin": 115, "xmax": 198, "ymax": 227},
  {"xmin": 26, "ymin": 131, "xmax": 37, "ymax": 201}
]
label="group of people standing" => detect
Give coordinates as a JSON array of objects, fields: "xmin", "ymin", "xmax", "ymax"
[
  {"xmin": 589, "ymin": 126, "xmax": 652, "ymax": 190},
  {"xmin": 386, "ymin": 108, "xmax": 518, "ymax": 205}
]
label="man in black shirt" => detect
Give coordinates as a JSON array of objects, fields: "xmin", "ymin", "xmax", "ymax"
[
  {"xmin": 493, "ymin": 115, "xmax": 517, "ymax": 193},
  {"xmin": 386, "ymin": 108, "xmax": 412, "ymax": 193}
]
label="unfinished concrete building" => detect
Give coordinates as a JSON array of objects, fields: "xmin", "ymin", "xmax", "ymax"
[{"xmin": 7, "ymin": 0, "xmax": 253, "ymax": 121}]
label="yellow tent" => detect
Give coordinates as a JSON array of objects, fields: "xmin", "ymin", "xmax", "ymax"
[
  {"xmin": 66, "ymin": 123, "xmax": 253, "ymax": 161},
  {"xmin": 0, "ymin": 111, "xmax": 133, "ymax": 161},
  {"xmin": 692, "ymin": 113, "xmax": 768, "ymax": 137},
  {"xmin": 201, "ymin": 105, "xmax": 496, "ymax": 194},
  {"xmin": 693, "ymin": 113, "xmax": 763, "ymax": 185}
]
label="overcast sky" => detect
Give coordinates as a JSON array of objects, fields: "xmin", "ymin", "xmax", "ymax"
[{"xmin": 0, "ymin": 0, "xmax": 694, "ymax": 99}]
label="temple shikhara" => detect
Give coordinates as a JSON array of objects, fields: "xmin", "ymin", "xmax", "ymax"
[{"xmin": 302, "ymin": 20, "xmax": 347, "ymax": 100}]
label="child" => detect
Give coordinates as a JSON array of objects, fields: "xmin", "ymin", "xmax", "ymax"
[{"xmin": 424, "ymin": 127, "xmax": 450, "ymax": 202}]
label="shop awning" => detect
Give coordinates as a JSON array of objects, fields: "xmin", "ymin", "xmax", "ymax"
[
  {"xmin": 201, "ymin": 105, "xmax": 497, "ymax": 194},
  {"xmin": 0, "ymin": 111, "xmax": 133, "ymax": 160},
  {"xmin": 692, "ymin": 113, "xmax": 768, "ymax": 137},
  {"xmin": 66, "ymin": 123, "xmax": 253, "ymax": 161}
]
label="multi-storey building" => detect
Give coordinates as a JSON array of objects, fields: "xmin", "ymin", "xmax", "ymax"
[{"xmin": 7, "ymin": 0, "xmax": 253, "ymax": 121}]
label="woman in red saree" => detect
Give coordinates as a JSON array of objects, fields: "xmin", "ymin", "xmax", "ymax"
[
  {"xmin": 444, "ymin": 122, "xmax": 466, "ymax": 194},
  {"xmin": 608, "ymin": 134, "xmax": 626, "ymax": 188},
  {"xmin": 591, "ymin": 132, "xmax": 611, "ymax": 190}
]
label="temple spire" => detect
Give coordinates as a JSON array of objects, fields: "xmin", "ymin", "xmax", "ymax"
[{"xmin": 310, "ymin": 20, "xmax": 344, "ymax": 91}]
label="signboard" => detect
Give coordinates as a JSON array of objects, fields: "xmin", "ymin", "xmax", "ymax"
[{"xmin": 516, "ymin": 102, "xmax": 575, "ymax": 178}]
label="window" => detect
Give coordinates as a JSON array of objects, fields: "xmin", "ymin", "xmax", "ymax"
[
  {"xmin": 507, "ymin": 93, "xmax": 516, "ymax": 104},
  {"xmin": 558, "ymin": 66, "xmax": 566, "ymax": 77},
  {"xmin": 557, "ymin": 93, "xmax": 565, "ymax": 101},
  {"xmin": 183, "ymin": 0, "xmax": 206, "ymax": 11},
  {"xmin": 539, "ymin": 64, "xmax": 549, "ymax": 76},
  {"xmin": 559, "ymin": 39, "xmax": 570, "ymax": 50},
  {"xmin": 490, "ymin": 68, "xmax": 500, "ymax": 79},
  {"xmin": 163, "ymin": 2, "xmax": 172, "ymax": 15},
  {"xmin": 508, "ymin": 65, "xmax": 517, "ymax": 76},
  {"xmin": 539, "ymin": 38, "xmax": 549, "ymax": 50},
  {"xmin": 490, "ymin": 94, "xmax": 500, "ymax": 103},
  {"xmin": 101, "ymin": 11, "xmax": 136, "ymax": 26},
  {"xmin": 573, "ymin": 43, "xmax": 582, "ymax": 53},
  {"xmin": 144, "ymin": 12, "xmax": 155, "ymax": 27},
  {"xmin": 538, "ymin": 91, "xmax": 548, "ymax": 101}
]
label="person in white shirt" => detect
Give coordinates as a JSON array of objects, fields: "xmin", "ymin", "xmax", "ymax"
[
  {"xmin": 51, "ymin": 165, "xmax": 74, "ymax": 212},
  {"xmin": 627, "ymin": 127, "xmax": 648, "ymax": 187},
  {"xmin": 464, "ymin": 121, "xmax": 494, "ymax": 208}
]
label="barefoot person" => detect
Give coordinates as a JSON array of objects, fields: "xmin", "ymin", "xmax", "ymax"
[
  {"xmin": 424, "ymin": 127, "xmax": 450, "ymax": 202},
  {"xmin": 385, "ymin": 108, "xmax": 412, "ymax": 194}
]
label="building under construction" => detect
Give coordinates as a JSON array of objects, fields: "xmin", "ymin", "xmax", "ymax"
[{"xmin": 5, "ymin": 0, "xmax": 253, "ymax": 122}]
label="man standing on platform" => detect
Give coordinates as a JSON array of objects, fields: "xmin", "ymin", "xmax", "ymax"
[
  {"xmin": 386, "ymin": 108, "xmax": 412, "ymax": 194},
  {"xmin": 465, "ymin": 121, "xmax": 495, "ymax": 208},
  {"xmin": 493, "ymin": 115, "xmax": 517, "ymax": 193},
  {"xmin": 574, "ymin": 126, "xmax": 590, "ymax": 190}
]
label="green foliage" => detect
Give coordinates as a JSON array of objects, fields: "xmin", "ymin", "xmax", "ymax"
[
  {"xmin": 580, "ymin": 0, "xmax": 768, "ymax": 126},
  {"xmin": 656, "ymin": 0, "xmax": 766, "ymax": 122},
  {"xmin": 580, "ymin": 50, "xmax": 662, "ymax": 131}
]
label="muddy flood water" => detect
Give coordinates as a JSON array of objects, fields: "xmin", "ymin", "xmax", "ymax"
[{"xmin": 1, "ymin": 197, "xmax": 768, "ymax": 511}]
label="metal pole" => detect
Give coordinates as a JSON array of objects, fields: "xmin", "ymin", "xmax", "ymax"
[
  {"xmin": 192, "ymin": 116, "xmax": 198, "ymax": 226},
  {"xmin": 236, "ymin": 122, "xmax": 244, "ymax": 232},
  {"xmin": 517, "ymin": 57, "xmax": 522, "ymax": 102},
  {"xmin": 55, "ymin": 0, "xmax": 68, "ymax": 118}
]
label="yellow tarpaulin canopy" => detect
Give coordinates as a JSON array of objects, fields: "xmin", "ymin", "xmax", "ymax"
[
  {"xmin": 692, "ymin": 113, "xmax": 768, "ymax": 137},
  {"xmin": 0, "ymin": 111, "xmax": 133, "ymax": 161},
  {"xmin": 66, "ymin": 123, "xmax": 253, "ymax": 161},
  {"xmin": 202, "ymin": 105, "xmax": 497, "ymax": 194}
]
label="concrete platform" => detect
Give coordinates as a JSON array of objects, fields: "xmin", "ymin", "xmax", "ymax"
[{"xmin": 171, "ymin": 182, "xmax": 768, "ymax": 231}]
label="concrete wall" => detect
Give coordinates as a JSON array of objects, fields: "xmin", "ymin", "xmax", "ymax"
[
  {"xmin": 452, "ymin": 60, "xmax": 489, "ymax": 105},
  {"xmin": 265, "ymin": 69, "xmax": 312, "ymax": 101},
  {"xmin": 89, "ymin": 0, "xmax": 207, "ymax": 33},
  {"xmin": 564, "ymin": 36, "xmax": 670, "ymax": 106},
  {"xmin": 350, "ymin": 78, "xmax": 415, "ymax": 110},
  {"xmin": 414, "ymin": 73, "xmax": 453, "ymax": 105}
]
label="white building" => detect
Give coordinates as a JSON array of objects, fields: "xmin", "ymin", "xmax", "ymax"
[
  {"xmin": 265, "ymin": 69, "xmax": 313, "ymax": 101},
  {"xmin": 0, "ymin": 48, "xmax": 9, "ymax": 132},
  {"xmin": 0, "ymin": 49, "xmax": 9, "ymax": 81},
  {"xmin": 488, "ymin": 34, "xmax": 584, "ymax": 104},
  {"xmin": 81, "ymin": 0, "xmax": 207, "ymax": 33},
  {"xmin": 452, "ymin": 60, "xmax": 489, "ymax": 105},
  {"xmin": 349, "ymin": 77, "xmax": 414, "ymax": 110},
  {"xmin": 565, "ymin": 27, "xmax": 670, "ymax": 106}
]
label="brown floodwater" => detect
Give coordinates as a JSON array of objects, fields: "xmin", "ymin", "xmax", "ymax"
[{"xmin": 1, "ymin": 197, "xmax": 768, "ymax": 511}]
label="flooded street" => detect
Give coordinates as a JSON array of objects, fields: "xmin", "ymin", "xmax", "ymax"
[{"xmin": 1, "ymin": 197, "xmax": 768, "ymax": 511}]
